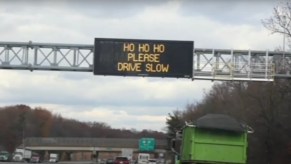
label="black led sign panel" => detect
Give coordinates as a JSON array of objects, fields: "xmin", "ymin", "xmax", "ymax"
[{"xmin": 93, "ymin": 38, "xmax": 193, "ymax": 78}]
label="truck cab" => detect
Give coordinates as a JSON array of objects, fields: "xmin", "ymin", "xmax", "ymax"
[{"xmin": 12, "ymin": 152, "xmax": 23, "ymax": 162}]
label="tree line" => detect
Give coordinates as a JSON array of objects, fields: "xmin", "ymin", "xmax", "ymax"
[
  {"xmin": 166, "ymin": 80, "xmax": 291, "ymax": 164},
  {"xmin": 166, "ymin": 3, "xmax": 291, "ymax": 163},
  {"xmin": 0, "ymin": 105, "xmax": 166, "ymax": 153}
]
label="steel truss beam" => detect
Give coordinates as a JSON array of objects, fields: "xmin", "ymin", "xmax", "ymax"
[
  {"xmin": 0, "ymin": 41, "xmax": 93, "ymax": 72},
  {"xmin": 194, "ymin": 49, "xmax": 291, "ymax": 81},
  {"xmin": 0, "ymin": 41, "xmax": 291, "ymax": 81}
]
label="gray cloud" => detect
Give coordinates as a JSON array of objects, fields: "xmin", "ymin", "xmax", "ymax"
[
  {"xmin": 179, "ymin": 0, "xmax": 277, "ymax": 25},
  {"xmin": 0, "ymin": 70, "xmax": 211, "ymax": 117}
]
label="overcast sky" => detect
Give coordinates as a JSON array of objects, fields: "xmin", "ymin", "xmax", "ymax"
[{"xmin": 0, "ymin": 0, "xmax": 284, "ymax": 132}]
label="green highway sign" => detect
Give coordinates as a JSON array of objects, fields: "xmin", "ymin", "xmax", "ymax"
[{"xmin": 139, "ymin": 138, "xmax": 156, "ymax": 152}]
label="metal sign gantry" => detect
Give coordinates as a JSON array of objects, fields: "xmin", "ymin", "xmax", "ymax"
[{"xmin": 0, "ymin": 41, "xmax": 290, "ymax": 81}]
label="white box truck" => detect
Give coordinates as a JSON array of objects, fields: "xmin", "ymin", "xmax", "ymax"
[
  {"xmin": 12, "ymin": 148, "xmax": 32, "ymax": 162},
  {"xmin": 137, "ymin": 153, "xmax": 150, "ymax": 164},
  {"xmin": 49, "ymin": 153, "xmax": 59, "ymax": 163}
]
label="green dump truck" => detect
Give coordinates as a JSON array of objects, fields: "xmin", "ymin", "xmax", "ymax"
[{"xmin": 172, "ymin": 114, "xmax": 253, "ymax": 164}]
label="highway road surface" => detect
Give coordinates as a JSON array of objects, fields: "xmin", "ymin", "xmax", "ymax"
[{"xmin": 0, "ymin": 161, "xmax": 97, "ymax": 164}]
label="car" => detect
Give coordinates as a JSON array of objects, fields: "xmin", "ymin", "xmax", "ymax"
[
  {"xmin": 114, "ymin": 156, "xmax": 130, "ymax": 164},
  {"xmin": 0, "ymin": 151, "xmax": 11, "ymax": 162},
  {"xmin": 100, "ymin": 159, "xmax": 106, "ymax": 164},
  {"xmin": 148, "ymin": 159, "xmax": 157, "ymax": 164},
  {"xmin": 30, "ymin": 155, "xmax": 40, "ymax": 163},
  {"xmin": 106, "ymin": 158, "xmax": 115, "ymax": 164}
]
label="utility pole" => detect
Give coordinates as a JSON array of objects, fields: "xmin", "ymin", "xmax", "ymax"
[
  {"xmin": 283, "ymin": 15, "xmax": 287, "ymax": 71},
  {"xmin": 21, "ymin": 113, "xmax": 26, "ymax": 151}
]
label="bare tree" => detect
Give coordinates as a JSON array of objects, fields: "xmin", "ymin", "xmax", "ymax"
[
  {"xmin": 262, "ymin": 2, "xmax": 291, "ymax": 38},
  {"xmin": 262, "ymin": 2, "xmax": 291, "ymax": 73}
]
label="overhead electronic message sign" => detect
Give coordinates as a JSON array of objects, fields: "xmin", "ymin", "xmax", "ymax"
[{"xmin": 93, "ymin": 38, "xmax": 194, "ymax": 78}]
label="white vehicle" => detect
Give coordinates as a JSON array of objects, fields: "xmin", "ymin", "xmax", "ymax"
[
  {"xmin": 137, "ymin": 153, "xmax": 150, "ymax": 164},
  {"xmin": 12, "ymin": 148, "xmax": 32, "ymax": 162},
  {"xmin": 121, "ymin": 148, "xmax": 133, "ymax": 161},
  {"xmin": 148, "ymin": 159, "xmax": 157, "ymax": 164},
  {"xmin": 49, "ymin": 153, "xmax": 59, "ymax": 163}
]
